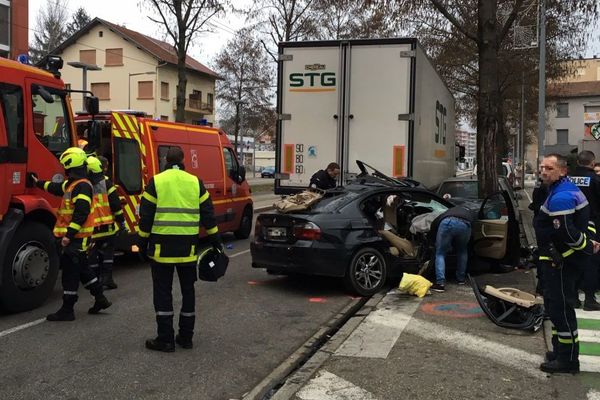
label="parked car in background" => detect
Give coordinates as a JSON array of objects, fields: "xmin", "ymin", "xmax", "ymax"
[
  {"xmin": 261, "ymin": 166, "xmax": 276, "ymax": 178},
  {"xmin": 472, "ymin": 163, "xmax": 519, "ymax": 189},
  {"xmin": 436, "ymin": 176, "xmax": 519, "ymax": 222},
  {"xmin": 251, "ymin": 161, "xmax": 521, "ymax": 296}
]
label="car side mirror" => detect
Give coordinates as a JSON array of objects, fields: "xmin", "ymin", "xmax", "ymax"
[{"xmin": 238, "ymin": 166, "xmax": 246, "ymax": 182}]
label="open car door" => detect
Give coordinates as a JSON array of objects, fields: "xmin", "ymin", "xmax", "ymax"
[{"xmin": 472, "ymin": 191, "xmax": 520, "ymax": 266}]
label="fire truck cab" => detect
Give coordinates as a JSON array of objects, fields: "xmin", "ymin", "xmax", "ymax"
[
  {"xmin": 0, "ymin": 56, "xmax": 98, "ymax": 312},
  {"xmin": 73, "ymin": 112, "xmax": 253, "ymax": 247}
]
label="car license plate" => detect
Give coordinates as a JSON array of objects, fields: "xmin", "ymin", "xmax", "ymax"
[{"xmin": 267, "ymin": 227, "xmax": 287, "ymax": 240}]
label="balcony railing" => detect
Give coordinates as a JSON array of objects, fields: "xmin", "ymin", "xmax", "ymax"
[{"xmin": 172, "ymin": 97, "xmax": 214, "ymax": 113}]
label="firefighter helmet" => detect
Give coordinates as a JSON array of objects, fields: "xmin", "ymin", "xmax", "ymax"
[
  {"xmin": 197, "ymin": 246, "xmax": 229, "ymax": 282},
  {"xmin": 59, "ymin": 147, "xmax": 87, "ymax": 170},
  {"xmin": 87, "ymin": 155, "xmax": 103, "ymax": 174}
]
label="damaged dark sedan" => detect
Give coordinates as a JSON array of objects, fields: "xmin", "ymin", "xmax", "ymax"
[{"xmin": 251, "ymin": 162, "xmax": 521, "ymax": 296}]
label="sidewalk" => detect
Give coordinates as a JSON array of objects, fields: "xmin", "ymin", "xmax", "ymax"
[
  {"xmin": 252, "ymin": 192, "xmax": 279, "ymax": 212},
  {"xmin": 248, "ymin": 190, "xmax": 598, "ymax": 400}
]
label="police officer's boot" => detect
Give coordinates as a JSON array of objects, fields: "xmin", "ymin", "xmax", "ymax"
[
  {"xmin": 583, "ymin": 294, "xmax": 600, "ymax": 311},
  {"xmin": 88, "ymin": 294, "xmax": 112, "ymax": 314},
  {"xmin": 102, "ymin": 270, "xmax": 118, "ymax": 290},
  {"xmin": 540, "ymin": 359, "xmax": 580, "ymax": 374},
  {"xmin": 47, "ymin": 295, "xmax": 77, "ymax": 321}
]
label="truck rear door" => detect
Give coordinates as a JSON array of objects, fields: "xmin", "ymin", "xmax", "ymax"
[
  {"xmin": 277, "ymin": 44, "xmax": 342, "ymax": 193},
  {"xmin": 345, "ymin": 43, "xmax": 413, "ymax": 181}
]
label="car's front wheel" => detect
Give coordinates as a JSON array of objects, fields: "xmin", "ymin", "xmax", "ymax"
[{"xmin": 344, "ymin": 247, "xmax": 387, "ymax": 296}]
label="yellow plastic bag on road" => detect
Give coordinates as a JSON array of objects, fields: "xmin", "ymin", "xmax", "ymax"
[{"xmin": 398, "ymin": 273, "xmax": 432, "ymax": 297}]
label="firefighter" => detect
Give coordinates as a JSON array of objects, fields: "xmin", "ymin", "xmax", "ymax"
[
  {"xmin": 31, "ymin": 147, "xmax": 111, "ymax": 321},
  {"xmin": 87, "ymin": 155, "xmax": 125, "ymax": 290},
  {"xmin": 138, "ymin": 147, "xmax": 221, "ymax": 352},
  {"xmin": 534, "ymin": 154, "xmax": 600, "ymax": 373},
  {"xmin": 570, "ymin": 150, "xmax": 600, "ymax": 310}
]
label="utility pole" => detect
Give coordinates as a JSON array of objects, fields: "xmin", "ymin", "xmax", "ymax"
[{"xmin": 537, "ymin": 0, "xmax": 546, "ymax": 163}]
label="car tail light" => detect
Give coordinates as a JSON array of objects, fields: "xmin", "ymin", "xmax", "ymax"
[
  {"xmin": 294, "ymin": 222, "xmax": 321, "ymax": 241},
  {"xmin": 254, "ymin": 219, "xmax": 263, "ymax": 237}
]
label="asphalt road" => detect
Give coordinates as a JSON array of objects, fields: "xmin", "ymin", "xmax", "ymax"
[{"xmin": 0, "ymin": 216, "xmax": 357, "ymax": 400}]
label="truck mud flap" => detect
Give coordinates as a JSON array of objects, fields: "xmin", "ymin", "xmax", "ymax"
[
  {"xmin": 468, "ymin": 274, "xmax": 544, "ymax": 332},
  {"xmin": 0, "ymin": 208, "xmax": 25, "ymax": 285}
]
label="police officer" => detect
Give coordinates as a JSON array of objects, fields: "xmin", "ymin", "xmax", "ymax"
[
  {"xmin": 138, "ymin": 147, "xmax": 221, "ymax": 352},
  {"xmin": 309, "ymin": 162, "xmax": 340, "ymax": 190},
  {"xmin": 87, "ymin": 155, "xmax": 125, "ymax": 290},
  {"xmin": 31, "ymin": 147, "xmax": 111, "ymax": 321},
  {"xmin": 570, "ymin": 150, "xmax": 600, "ymax": 310},
  {"xmin": 535, "ymin": 154, "xmax": 600, "ymax": 373}
]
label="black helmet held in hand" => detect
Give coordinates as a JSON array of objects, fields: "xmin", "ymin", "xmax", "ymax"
[{"xmin": 197, "ymin": 246, "xmax": 229, "ymax": 282}]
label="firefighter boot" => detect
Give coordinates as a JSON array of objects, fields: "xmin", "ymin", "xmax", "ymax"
[
  {"xmin": 102, "ymin": 271, "xmax": 118, "ymax": 290},
  {"xmin": 47, "ymin": 295, "xmax": 77, "ymax": 321},
  {"xmin": 88, "ymin": 294, "xmax": 112, "ymax": 314},
  {"xmin": 145, "ymin": 338, "xmax": 175, "ymax": 353}
]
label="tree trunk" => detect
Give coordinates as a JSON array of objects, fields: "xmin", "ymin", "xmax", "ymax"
[
  {"xmin": 175, "ymin": 48, "xmax": 187, "ymax": 122},
  {"xmin": 476, "ymin": 0, "xmax": 500, "ymax": 198}
]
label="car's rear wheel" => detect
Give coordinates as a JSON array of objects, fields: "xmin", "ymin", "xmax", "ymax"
[{"xmin": 344, "ymin": 247, "xmax": 387, "ymax": 296}]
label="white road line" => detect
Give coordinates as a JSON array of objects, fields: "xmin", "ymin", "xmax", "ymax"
[
  {"xmin": 0, "ymin": 318, "xmax": 45, "ymax": 338},
  {"xmin": 576, "ymin": 309, "xmax": 600, "ymax": 321},
  {"xmin": 228, "ymin": 249, "xmax": 250, "ymax": 258},
  {"xmin": 524, "ymin": 188, "xmax": 532, "ymax": 204},
  {"xmin": 588, "ymin": 389, "xmax": 600, "ymax": 400},
  {"xmin": 580, "ymin": 329, "xmax": 600, "ymax": 343},
  {"xmin": 581, "ymin": 356, "xmax": 600, "ymax": 373},
  {"xmin": 296, "ymin": 371, "xmax": 378, "ymax": 400},
  {"xmin": 335, "ymin": 292, "xmax": 422, "ymax": 358}
]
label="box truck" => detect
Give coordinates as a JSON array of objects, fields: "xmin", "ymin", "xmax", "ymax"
[{"xmin": 275, "ymin": 38, "xmax": 456, "ymax": 194}]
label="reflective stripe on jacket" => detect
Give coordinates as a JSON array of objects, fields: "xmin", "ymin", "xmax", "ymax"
[{"xmin": 53, "ymin": 179, "xmax": 96, "ymax": 238}]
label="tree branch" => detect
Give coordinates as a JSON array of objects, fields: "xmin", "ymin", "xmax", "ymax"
[{"xmin": 430, "ymin": 0, "xmax": 478, "ymax": 42}]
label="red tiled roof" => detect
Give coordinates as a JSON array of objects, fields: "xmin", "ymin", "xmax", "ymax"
[{"xmin": 547, "ymin": 81, "xmax": 600, "ymax": 99}]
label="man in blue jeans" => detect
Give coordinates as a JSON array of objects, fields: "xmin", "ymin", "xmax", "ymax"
[{"xmin": 428, "ymin": 205, "xmax": 476, "ymax": 292}]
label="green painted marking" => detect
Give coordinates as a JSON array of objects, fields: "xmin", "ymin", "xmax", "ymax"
[
  {"xmin": 578, "ymin": 318, "xmax": 600, "ymax": 330},
  {"xmin": 580, "ymin": 342, "xmax": 600, "ymax": 356}
]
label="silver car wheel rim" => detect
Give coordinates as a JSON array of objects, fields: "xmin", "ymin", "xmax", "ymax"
[{"xmin": 354, "ymin": 253, "xmax": 383, "ymax": 290}]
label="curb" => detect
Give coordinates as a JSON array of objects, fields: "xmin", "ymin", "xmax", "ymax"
[
  {"xmin": 266, "ymin": 291, "xmax": 387, "ymax": 400},
  {"xmin": 241, "ymin": 293, "xmax": 377, "ymax": 400}
]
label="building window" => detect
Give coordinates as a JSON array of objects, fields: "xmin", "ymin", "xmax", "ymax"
[
  {"xmin": 80, "ymin": 49, "xmax": 97, "ymax": 65},
  {"xmin": 91, "ymin": 82, "xmax": 110, "ymax": 100},
  {"xmin": 192, "ymin": 90, "xmax": 202, "ymax": 100},
  {"xmin": 556, "ymin": 103, "xmax": 569, "ymax": 118},
  {"xmin": 138, "ymin": 81, "xmax": 153, "ymax": 99},
  {"xmin": 0, "ymin": 1, "xmax": 9, "ymax": 51},
  {"xmin": 207, "ymin": 93, "xmax": 214, "ymax": 108},
  {"xmin": 105, "ymin": 48, "xmax": 123, "ymax": 66},
  {"xmin": 160, "ymin": 115, "xmax": 168, "ymax": 121},
  {"xmin": 557, "ymin": 129, "xmax": 569, "ymax": 145},
  {"xmin": 585, "ymin": 105, "xmax": 600, "ymax": 113},
  {"xmin": 99, "ymin": 31, "xmax": 103, "ymax": 37},
  {"xmin": 65, "ymin": 83, "xmax": 71, "ymax": 91},
  {"xmin": 161, "ymin": 82, "xmax": 169, "ymax": 100}
]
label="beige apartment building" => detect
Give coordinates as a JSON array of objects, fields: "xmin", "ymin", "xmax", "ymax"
[{"xmin": 51, "ymin": 18, "xmax": 219, "ymax": 124}]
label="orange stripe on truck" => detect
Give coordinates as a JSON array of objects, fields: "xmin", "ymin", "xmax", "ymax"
[
  {"xmin": 393, "ymin": 145, "xmax": 405, "ymax": 177},
  {"xmin": 283, "ymin": 144, "xmax": 294, "ymax": 174}
]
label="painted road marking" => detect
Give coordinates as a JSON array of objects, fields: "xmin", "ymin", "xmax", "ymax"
[
  {"xmin": 229, "ymin": 249, "xmax": 250, "ymax": 258},
  {"xmin": 576, "ymin": 294, "xmax": 600, "ymax": 372},
  {"xmin": 580, "ymin": 329, "xmax": 600, "ymax": 343},
  {"xmin": 296, "ymin": 371, "xmax": 378, "ymax": 400},
  {"xmin": 335, "ymin": 293, "xmax": 422, "ymax": 359},
  {"xmin": 421, "ymin": 301, "xmax": 484, "ymax": 318},
  {"xmin": 0, "ymin": 318, "xmax": 45, "ymax": 338},
  {"xmin": 588, "ymin": 389, "xmax": 600, "ymax": 400},
  {"xmin": 404, "ymin": 317, "xmax": 546, "ymax": 379}
]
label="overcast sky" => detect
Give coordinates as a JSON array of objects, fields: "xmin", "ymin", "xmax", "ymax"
[{"xmin": 27, "ymin": 0, "xmax": 245, "ymax": 67}]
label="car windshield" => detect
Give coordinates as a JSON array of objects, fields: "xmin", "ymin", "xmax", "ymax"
[
  {"xmin": 438, "ymin": 181, "xmax": 478, "ymax": 199},
  {"xmin": 311, "ymin": 191, "xmax": 360, "ymax": 212}
]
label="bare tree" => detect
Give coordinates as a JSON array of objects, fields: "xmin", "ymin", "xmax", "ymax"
[
  {"xmin": 397, "ymin": 0, "xmax": 599, "ymax": 196},
  {"xmin": 66, "ymin": 7, "xmax": 92, "ymax": 36},
  {"xmin": 144, "ymin": 0, "xmax": 225, "ymax": 122},
  {"xmin": 214, "ymin": 28, "xmax": 276, "ymax": 152},
  {"xmin": 30, "ymin": 0, "xmax": 70, "ymax": 64},
  {"xmin": 246, "ymin": 0, "xmax": 319, "ymax": 62}
]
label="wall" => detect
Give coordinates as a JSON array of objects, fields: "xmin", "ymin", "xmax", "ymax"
[{"xmin": 546, "ymin": 95, "xmax": 600, "ymax": 156}]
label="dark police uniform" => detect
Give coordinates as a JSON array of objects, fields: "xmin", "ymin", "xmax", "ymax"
[
  {"xmin": 309, "ymin": 169, "xmax": 336, "ymax": 190},
  {"xmin": 535, "ymin": 176, "xmax": 593, "ymax": 370},
  {"xmin": 138, "ymin": 164, "xmax": 220, "ymax": 350},
  {"xmin": 570, "ymin": 166, "xmax": 600, "ymax": 308}
]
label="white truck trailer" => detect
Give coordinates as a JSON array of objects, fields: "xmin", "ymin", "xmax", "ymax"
[{"xmin": 274, "ymin": 38, "xmax": 456, "ymax": 194}]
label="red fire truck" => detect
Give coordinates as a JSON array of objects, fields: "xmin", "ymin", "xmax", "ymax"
[{"xmin": 0, "ymin": 56, "xmax": 100, "ymax": 312}]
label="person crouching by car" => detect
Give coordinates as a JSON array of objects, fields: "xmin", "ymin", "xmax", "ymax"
[
  {"xmin": 428, "ymin": 205, "xmax": 476, "ymax": 292},
  {"xmin": 309, "ymin": 162, "xmax": 340, "ymax": 190}
]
